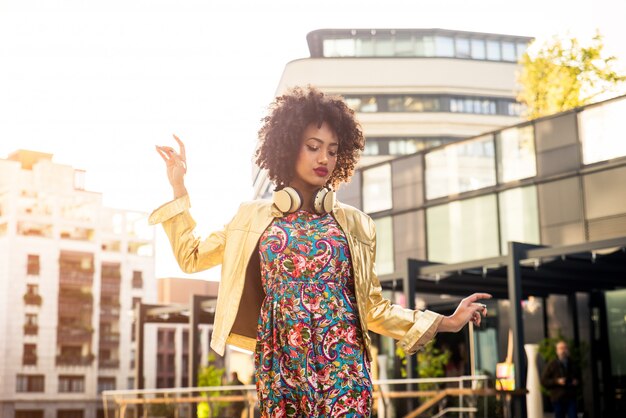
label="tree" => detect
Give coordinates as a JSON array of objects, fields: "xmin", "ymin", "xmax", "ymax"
[
  {"xmin": 516, "ymin": 30, "xmax": 626, "ymax": 120},
  {"xmin": 197, "ymin": 353, "xmax": 227, "ymax": 418}
]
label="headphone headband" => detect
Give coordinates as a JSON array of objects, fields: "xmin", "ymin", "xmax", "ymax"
[{"xmin": 273, "ymin": 186, "xmax": 335, "ymax": 215}]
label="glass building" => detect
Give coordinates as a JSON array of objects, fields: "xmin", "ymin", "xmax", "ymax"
[{"xmin": 337, "ymin": 94, "xmax": 626, "ymax": 416}]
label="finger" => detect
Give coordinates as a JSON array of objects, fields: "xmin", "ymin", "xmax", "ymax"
[
  {"xmin": 173, "ymin": 134, "xmax": 186, "ymax": 161},
  {"xmin": 466, "ymin": 293, "xmax": 492, "ymax": 303},
  {"xmin": 155, "ymin": 146, "xmax": 170, "ymax": 162}
]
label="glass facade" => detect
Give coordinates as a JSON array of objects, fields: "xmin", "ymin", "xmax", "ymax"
[
  {"xmin": 578, "ymin": 96, "xmax": 626, "ymax": 165},
  {"xmin": 605, "ymin": 289, "xmax": 626, "ymax": 376},
  {"xmin": 343, "ymin": 93, "xmax": 521, "ymax": 116},
  {"xmin": 373, "ymin": 216, "xmax": 394, "ymax": 275},
  {"xmin": 362, "ymin": 136, "xmax": 458, "ymax": 157},
  {"xmin": 426, "ymin": 195, "xmax": 500, "ymax": 263},
  {"xmin": 498, "ymin": 186, "xmax": 540, "ymax": 253},
  {"xmin": 496, "ymin": 125, "xmax": 536, "ymax": 183},
  {"xmin": 318, "ymin": 32, "xmax": 529, "ymax": 62},
  {"xmin": 425, "ymin": 134, "xmax": 496, "ymax": 199},
  {"xmin": 362, "ymin": 164, "xmax": 392, "ymax": 214}
]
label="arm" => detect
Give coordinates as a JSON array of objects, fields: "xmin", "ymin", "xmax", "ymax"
[
  {"xmin": 148, "ymin": 193, "xmax": 228, "ymax": 274},
  {"xmin": 151, "ymin": 136, "xmax": 228, "ymax": 273},
  {"xmin": 541, "ymin": 361, "xmax": 558, "ymax": 388}
]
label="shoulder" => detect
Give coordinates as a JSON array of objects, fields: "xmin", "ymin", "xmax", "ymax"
[
  {"xmin": 336, "ymin": 201, "xmax": 375, "ymax": 240},
  {"xmin": 225, "ymin": 199, "xmax": 273, "ymax": 226}
]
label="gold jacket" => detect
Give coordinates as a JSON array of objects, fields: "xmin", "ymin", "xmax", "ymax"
[{"xmin": 148, "ymin": 193, "xmax": 443, "ymax": 362}]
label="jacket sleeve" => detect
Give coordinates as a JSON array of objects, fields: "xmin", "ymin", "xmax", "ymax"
[
  {"xmin": 541, "ymin": 360, "xmax": 558, "ymax": 388},
  {"xmin": 147, "ymin": 193, "xmax": 228, "ymax": 274},
  {"xmin": 364, "ymin": 217, "xmax": 444, "ymax": 354}
]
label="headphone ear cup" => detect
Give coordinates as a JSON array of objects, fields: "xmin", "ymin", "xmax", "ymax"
[
  {"xmin": 273, "ymin": 187, "xmax": 302, "ymax": 213},
  {"xmin": 313, "ymin": 187, "xmax": 335, "ymax": 214}
]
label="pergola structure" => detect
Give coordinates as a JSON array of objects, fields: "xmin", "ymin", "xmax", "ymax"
[{"xmin": 409, "ymin": 236, "xmax": 626, "ymax": 417}]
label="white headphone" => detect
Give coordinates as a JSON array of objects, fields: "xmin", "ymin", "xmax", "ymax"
[{"xmin": 273, "ymin": 186, "xmax": 336, "ymax": 215}]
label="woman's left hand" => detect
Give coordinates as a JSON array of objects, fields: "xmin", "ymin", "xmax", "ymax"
[{"xmin": 438, "ymin": 293, "xmax": 492, "ymax": 332}]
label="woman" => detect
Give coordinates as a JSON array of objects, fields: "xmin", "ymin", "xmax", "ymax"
[{"xmin": 151, "ymin": 86, "xmax": 490, "ymax": 417}]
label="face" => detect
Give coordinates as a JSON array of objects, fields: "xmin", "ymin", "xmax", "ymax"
[
  {"xmin": 556, "ymin": 341, "xmax": 569, "ymax": 359},
  {"xmin": 291, "ymin": 121, "xmax": 338, "ymax": 190}
]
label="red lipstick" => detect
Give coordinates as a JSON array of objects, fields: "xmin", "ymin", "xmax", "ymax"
[{"xmin": 313, "ymin": 167, "xmax": 328, "ymax": 176}]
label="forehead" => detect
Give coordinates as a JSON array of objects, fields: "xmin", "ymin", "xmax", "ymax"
[{"xmin": 301, "ymin": 121, "xmax": 339, "ymax": 145}]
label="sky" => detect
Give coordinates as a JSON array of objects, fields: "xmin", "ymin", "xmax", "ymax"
[{"xmin": 1, "ymin": 0, "xmax": 625, "ymax": 281}]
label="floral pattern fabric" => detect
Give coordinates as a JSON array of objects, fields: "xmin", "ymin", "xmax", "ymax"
[{"xmin": 254, "ymin": 210, "xmax": 373, "ymax": 417}]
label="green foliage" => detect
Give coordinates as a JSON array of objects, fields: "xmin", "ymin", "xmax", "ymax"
[
  {"xmin": 197, "ymin": 353, "xmax": 227, "ymax": 418},
  {"xmin": 517, "ymin": 29, "xmax": 626, "ymax": 120},
  {"xmin": 396, "ymin": 340, "xmax": 451, "ymax": 403},
  {"xmin": 148, "ymin": 397, "xmax": 176, "ymax": 418}
]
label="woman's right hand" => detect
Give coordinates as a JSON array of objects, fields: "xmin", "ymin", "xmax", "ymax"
[{"xmin": 156, "ymin": 134, "xmax": 187, "ymax": 188}]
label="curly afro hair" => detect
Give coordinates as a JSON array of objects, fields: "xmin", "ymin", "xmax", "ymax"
[{"xmin": 255, "ymin": 85, "xmax": 365, "ymax": 190}]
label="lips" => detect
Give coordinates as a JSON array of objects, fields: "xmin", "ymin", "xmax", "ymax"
[{"xmin": 313, "ymin": 167, "xmax": 329, "ymax": 176}]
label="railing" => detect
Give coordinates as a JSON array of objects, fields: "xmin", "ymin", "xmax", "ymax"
[{"xmin": 102, "ymin": 375, "xmax": 525, "ymax": 418}]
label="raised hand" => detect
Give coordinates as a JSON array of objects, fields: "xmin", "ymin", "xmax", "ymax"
[
  {"xmin": 155, "ymin": 134, "xmax": 187, "ymax": 188},
  {"xmin": 439, "ymin": 293, "xmax": 492, "ymax": 332}
]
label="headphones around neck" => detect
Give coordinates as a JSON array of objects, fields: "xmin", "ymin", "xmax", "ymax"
[{"xmin": 273, "ymin": 186, "xmax": 336, "ymax": 215}]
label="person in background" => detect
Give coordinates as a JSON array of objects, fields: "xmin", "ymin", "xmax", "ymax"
[{"xmin": 541, "ymin": 340, "xmax": 580, "ymax": 418}]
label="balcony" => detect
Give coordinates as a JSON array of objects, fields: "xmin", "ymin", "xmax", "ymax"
[
  {"xmin": 22, "ymin": 353, "xmax": 37, "ymax": 366},
  {"xmin": 59, "ymin": 270, "xmax": 93, "ymax": 287},
  {"xmin": 98, "ymin": 358, "xmax": 120, "ymax": 369},
  {"xmin": 99, "ymin": 332, "xmax": 120, "ymax": 347},
  {"xmin": 56, "ymin": 353, "xmax": 95, "ymax": 366},
  {"xmin": 23, "ymin": 293, "xmax": 42, "ymax": 306},
  {"xmin": 58, "ymin": 326, "xmax": 93, "ymax": 344},
  {"xmin": 100, "ymin": 306, "xmax": 120, "ymax": 320},
  {"xmin": 24, "ymin": 324, "xmax": 38, "ymax": 335},
  {"xmin": 101, "ymin": 282, "xmax": 121, "ymax": 295}
]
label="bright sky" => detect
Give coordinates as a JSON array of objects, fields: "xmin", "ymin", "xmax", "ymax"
[{"xmin": 2, "ymin": 0, "xmax": 625, "ymax": 281}]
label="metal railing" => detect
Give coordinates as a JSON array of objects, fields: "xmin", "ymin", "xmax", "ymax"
[{"xmin": 103, "ymin": 375, "xmax": 523, "ymax": 418}]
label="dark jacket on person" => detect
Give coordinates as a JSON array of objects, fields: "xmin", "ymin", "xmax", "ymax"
[{"xmin": 541, "ymin": 357, "xmax": 580, "ymax": 402}]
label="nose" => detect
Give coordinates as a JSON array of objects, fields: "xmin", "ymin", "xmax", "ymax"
[{"xmin": 318, "ymin": 153, "xmax": 328, "ymax": 165}]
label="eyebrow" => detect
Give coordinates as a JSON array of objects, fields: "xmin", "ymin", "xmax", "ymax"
[{"xmin": 307, "ymin": 137, "xmax": 339, "ymax": 147}]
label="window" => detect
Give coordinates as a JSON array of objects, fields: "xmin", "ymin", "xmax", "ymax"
[
  {"xmin": 27, "ymin": 254, "xmax": 40, "ymax": 275},
  {"xmin": 425, "ymin": 135, "xmax": 496, "ymax": 199},
  {"xmin": 501, "ymin": 41, "xmax": 516, "ymax": 61},
  {"xmin": 16, "ymin": 374, "xmax": 44, "ymax": 392},
  {"xmin": 16, "ymin": 411, "xmax": 44, "ymax": 418},
  {"xmin": 362, "ymin": 164, "xmax": 392, "ymax": 213},
  {"xmin": 132, "ymin": 271, "xmax": 143, "ymax": 288},
  {"xmin": 97, "ymin": 377, "xmax": 116, "ymax": 394},
  {"xmin": 455, "ymin": 38, "xmax": 471, "ymax": 58},
  {"xmin": 57, "ymin": 411, "xmax": 83, "ymax": 418},
  {"xmin": 373, "ymin": 217, "xmax": 394, "ymax": 275},
  {"xmin": 426, "ymin": 195, "xmax": 500, "ymax": 263},
  {"xmin": 24, "ymin": 284, "xmax": 42, "ymax": 306},
  {"xmin": 498, "ymin": 186, "xmax": 540, "ymax": 253},
  {"xmin": 496, "ymin": 125, "xmax": 536, "ymax": 183},
  {"xmin": 435, "ymin": 36, "xmax": 454, "ymax": 57},
  {"xmin": 58, "ymin": 375, "xmax": 85, "ymax": 393},
  {"xmin": 24, "ymin": 313, "xmax": 38, "ymax": 335},
  {"xmin": 605, "ymin": 289, "xmax": 626, "ymax": 376},
  {"xmin": 23, "ymin": 344, "xmax": 37, "ymax": 366},
  {"xmin": 578, "ymin": 96, "xmax": 626, "ymax": 164},
  {"xmin": 486, "ymin": 40, "xmax": 501, "ymax": 60},
  {"xmin": 470, "ymin": 39, "xmax": 486, "ymax": 59}
]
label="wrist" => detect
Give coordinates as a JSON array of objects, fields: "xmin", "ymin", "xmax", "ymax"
[
  {"xmin": 172, "ymin": 184, "xmax": 187, "ymax": 199},
  {"xmin": 438, "ymin": 315, "xmax": 459, "ymax": 333}
]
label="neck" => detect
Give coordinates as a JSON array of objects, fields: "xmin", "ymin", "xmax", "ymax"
[{"xmin": 288, "ymin": 180, "xmax": 319, "ymax": 212}]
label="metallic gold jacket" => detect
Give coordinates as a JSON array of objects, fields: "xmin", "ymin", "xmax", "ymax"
[{"xmin": 148, "ymin": 193, "xmax": 443, "ymax": 362}]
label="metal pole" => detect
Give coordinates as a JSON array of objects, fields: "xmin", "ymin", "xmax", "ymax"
[
  {"xmin": 189, "ymin": 294, "xmax": 202, "ymax": 417},
  {"xmin": 506, "ymin": 241, "xmax": 527, "ymax": 418},
  {"xmin": 135, "ymin": 302, "xmax": 146, "ymax": 417},
  {"xmin": 406, "ymin": 260, "xmax": 418, "ymax": 413}
]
